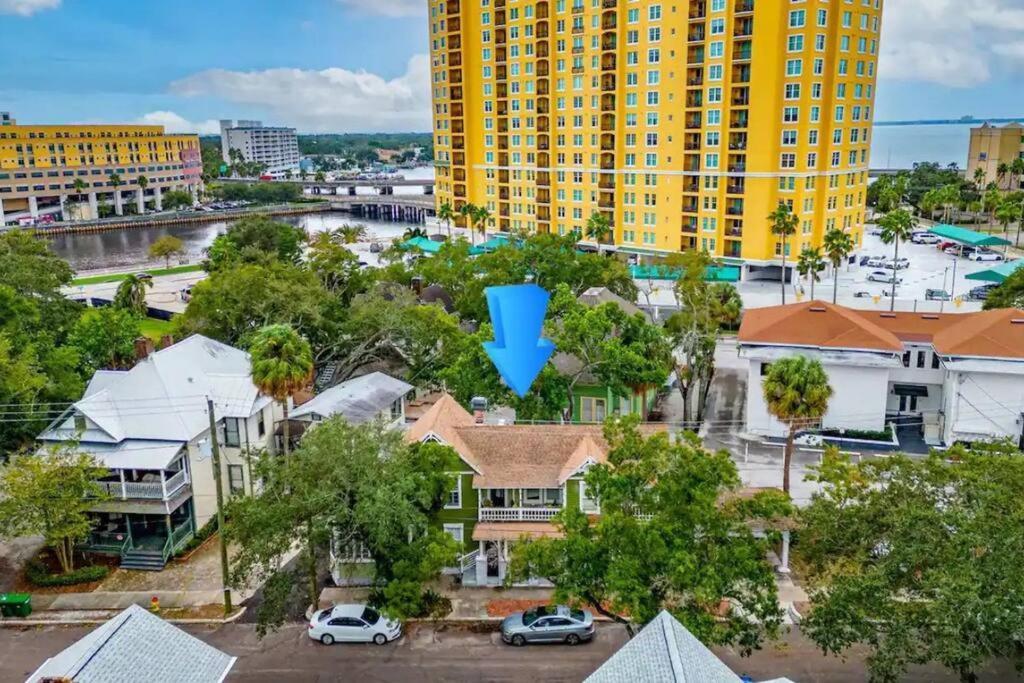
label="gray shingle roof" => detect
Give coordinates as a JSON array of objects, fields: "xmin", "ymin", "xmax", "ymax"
[
  {"xmin": 27, "ymin": 604, "xmax": 235, "ymax": 683},
  {"xmin": 291, "ymin": 372, "xmax": 412, "ymax": 423}
]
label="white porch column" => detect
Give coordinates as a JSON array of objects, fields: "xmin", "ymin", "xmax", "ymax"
[
  {"xmin": 28, "ymin": 195, "xmax": 39, "ymax": 219},
  {"xmin": 160, "ymin": 471, "xmax": 168, "ymax": 500},
  {"xmin": 779, "ymin": 530, "xmax": 791, "ymax": 574},
  {"xmin": 0, "ymin": 197, "xmax": 5, "ymax": 226},
  {"xmin": 154, "ymin": 186, "xmax": 163, "ymax": 211},
  {"xmin": 119, "ymin": 469, "xmax": 127, "ymax": 499},
  {"xmin": 59, "ymin": 194, "xmax": 68, "ymax": 221},
  {"xmin": 497, "ymin": 540, "xmax": 509, "ymax": 583},
  {"xmin": 475, "ymin": 540, "xmax": 487, "ymax": 586},
  {"xmin": 88, "ymin": 192, "xmax": 98, "ymax": 218},
  {"xmin": 136, "ymin": 188, "xmax": 145, "ymax": 213},
  {"xmin": 114, "ymin": 190, "xmax": 123, "ymax": 216}
]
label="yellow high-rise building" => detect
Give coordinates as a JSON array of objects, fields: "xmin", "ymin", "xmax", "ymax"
[
  {"xmin": 429, "ymin": 0, "xmax": 883, "ymax": 278},
  {"xmin": 0, "ymin": 118, "xmax": 202, "ymax": 225}
]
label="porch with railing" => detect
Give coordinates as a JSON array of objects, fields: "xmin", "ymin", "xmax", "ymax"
[
  {"xmin": 94, "ymin": 467, "xmax": 189, "ymax": 501},
  {"xmin": 479, "ymin": 507, "xmax": 561, "ymax": 522}
]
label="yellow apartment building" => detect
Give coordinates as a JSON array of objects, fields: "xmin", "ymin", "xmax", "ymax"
[
  {"xmin": 967, "ymin": 122, "xmax": 1024, "ymax": 190},
  {"xmin": 0, "ymin": 117, "xmax": 202, "ymax": 224},
  {"xmin": 429, "ymin": 0, "xmax": 883, "ymax": 279}
]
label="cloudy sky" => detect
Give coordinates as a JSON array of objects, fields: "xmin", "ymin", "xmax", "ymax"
[{"xmin": 1, "ymin": 0, "xmax": 1022, "ymax": 134}]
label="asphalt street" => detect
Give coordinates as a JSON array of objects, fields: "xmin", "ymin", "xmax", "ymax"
[{"xmin": 2, "ymin": 622, "xmax": 1017, "ymax": 682}]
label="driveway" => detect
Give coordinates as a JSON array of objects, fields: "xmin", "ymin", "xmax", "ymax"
[{"xmin": 0, "ymin": 537, "xmax": 44, "ymax": 593}]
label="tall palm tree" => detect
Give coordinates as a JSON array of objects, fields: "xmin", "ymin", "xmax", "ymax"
[
  {"xmin": 878, "ymin": 208, "xmax": 916, "ymax": 311},
  {"xmin": 299, "ymin": 169, "xmax": 309, "ymax": 182},
  {"xmin": 136, "ymin": 175, "xmax": 148, "ymax": 211},
  {"xmin": 249, "ymin": 324, "xmax": 314, "ymax": 457},
  {"xmin": 823, "ymin": 228, "xmax": 855, "ymax": 304},
  {"xmin": 458, "ymin": 203, "xmax": 476, "ymax": 244},
  {"xmin": 768, "ymin": 202, "xmax": 798, "ymax": 304},
  {"xmin": 585, "ymin": 211, "xmax": 613, "ymax": 255},
  {"xmin": 472, "ymin": 205, "xmax": 493, "ymax": 243},
  {"xmin": 796, "ymin": 246, "xmax": 824, "ymax": 300},
  {"xmin": 995, "ymin": 199, "xmax": 1019, "ymax": 247},
  {"xmin": 437, "ymin": 202, "xmax": 456, "ymax": 240},
  {"xmin": 1011, "ymin": 158, "xmax": 1024, "ymax": 192},
  {"xmin": 997, "ymin": 162, "xmax": 1010, "ymax": 190},
  {"xmin": 761, "ymin": 356, "xmax": 833, "ymax": 495},
  {"xmin": 112, "ymin": 274, "xmax": 152, "ymax": 316},
  {"xmin": 984, "ymin": 187, "xmax": 1002, "ymax": 230},
  {"xmin": 973, "ymin": 167, "xmax": 987, "ymax": 192},
  {"xmin": 336, "ymin": 224, "xmax": 368, "ymax": 244}
]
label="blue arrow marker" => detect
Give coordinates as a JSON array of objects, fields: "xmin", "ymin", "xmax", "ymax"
[{"xmin": 484, "ymin": 284, "xmax": 556, "ymax": 398}]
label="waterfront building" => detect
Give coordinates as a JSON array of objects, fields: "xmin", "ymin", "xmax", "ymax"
[
  {"xmin": 0, "ymin": 112, "xmax": 13, "ymax": 126},
  {"xmin": 0, "ymin": 117, "xmax": 201, "ymax": 224},
  {"xmin": 219, "ymin": 119, "xmax": 300, "ymax": 176},
  {"xmin": 429, "ymin": 0, "xmax": 883, "ymax": 280},
  {"xmin": 967, "ymin": 122, "xmax": 1024, "ymax": 190}
]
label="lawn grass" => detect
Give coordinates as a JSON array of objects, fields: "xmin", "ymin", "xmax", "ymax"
[
  {"xmin": 71, "ymin": 263, "xmax": 203, "ymax": 286},
  {"xmin": 139, "ymin": 317, "xmax": 175, "ymax": 342}
]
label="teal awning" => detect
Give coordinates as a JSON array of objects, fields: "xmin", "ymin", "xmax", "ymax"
[
  {"xmin": 630, "ymin": 264, "xmax": 741, "ymax": 283},
  {"xmin": 470, "ymin": 235, "xmax": 517, "ymax": 255},
  {"xmin": 402, "ymin": 236, "xmax": 442, "ymax": 253},
  {"xmin": 927, "ymin": 224, "xmax": 1011, "ymax": 247},
  {"xmin": 965, "ymin": 259, "xmax": 1024, "ymax": 283}
]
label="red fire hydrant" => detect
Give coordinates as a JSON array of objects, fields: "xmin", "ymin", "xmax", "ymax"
[{"xmin": 150, "ymin": 596, "xmax": 160, "ymax": 613}]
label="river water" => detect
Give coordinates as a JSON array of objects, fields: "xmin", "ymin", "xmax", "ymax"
[{"xmin": 47, "ymin": 127, "xmax": 973, "ymax": 272}]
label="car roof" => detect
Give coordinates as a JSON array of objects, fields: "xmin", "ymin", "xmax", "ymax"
[{"xmin": 331, "ymin": 604, "xmax": 368, "ymax": 617}]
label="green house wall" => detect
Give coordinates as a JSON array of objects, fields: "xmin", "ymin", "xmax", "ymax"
[
  {"xmin": 571, "ymin": 383, "xmax": 658, "ymax": 424},
  {"xmin": 435, "ymin": 472, "xmax": 478, "ymax": 553}
]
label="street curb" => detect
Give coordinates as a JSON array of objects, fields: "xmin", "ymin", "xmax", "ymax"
[{"xmin": 0, "ymin": 606, "xmax": 247, "ymax": 627}]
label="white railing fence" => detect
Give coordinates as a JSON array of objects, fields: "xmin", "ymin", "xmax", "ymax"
[{"xmin": 479, "ymin": 507, "xmax": 560, "ymax": 522}]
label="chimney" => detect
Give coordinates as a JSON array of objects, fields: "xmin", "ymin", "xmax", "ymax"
[
  {"xmin": 410, "ymin": 276, "xmax": 424, "ymax": 295},
  {"xmin": 158, "ymin": 334, "xmax": 175, "ymax": 350},
  {"xmin": 134, "ymin": 337, "xmax": 155, "ymax": 360},
  {"xmin": 470, "ymin": 396, "xmax": 488, "ymax": 425}
]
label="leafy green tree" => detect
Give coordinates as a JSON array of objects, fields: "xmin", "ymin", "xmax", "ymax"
[
  {"xmin": 664, "ymin": 250, "xmax": 741, "ymax": 423},
  {"xmin": 509, "ymin": 418, "xmax": 791, "ymax": 643},
  {"xmin": 0, "ymin": 444, "xmax": 108, "ymax": 573},
  {"xmin": 334, "ymin": 224, "xmax": 368, "ymax": 244},
  {"xmin": 69, "ymin": 308, "xmax": 142, "ymax": 372},
  {"xmin": 984, "ymin": 266, "xmax": 1024, "ymax": 310},
  {"xmin": 768, "ymin": 202, "xmax": 798, "ymax": 304},
  {"xmin": 162, "ymin": 189, "xmax": 194, "ymax": 211},
  {"xmin": 796, "ymin": 246, "xmax": 825, "ymax": 300},
  {"xmin": 306, "ymin": 232, "xmax": 374, "ymax": 306},
  {"xmin": 205, "ymin": 215, "xmax": 307, "ymax": 271},
  {"xmin": 148, "ymin": 235, "xmax": 185, "ymax": 269},
  {"xmin": 761, "ymin": 356, "xmax": 833, "ymax": 494},
  {"xmin": 249, "ymin": 324, "xmax": 314, "ymax": 456},
  {"xmin": 0, "ymin": 230, "xmax": 75, "ymax": 301},
  {"xmin": 227, "ymin": 419, "xmax": 457, "ymax": 634},
  {"xmin": 800, "ymin": 443, "xmax": 1024, "ymax": 683},
  {"xmin": 113, "ymin": 274, "xmax": 152, "ymax": 316},
  {"xmin": 823, "ymin": 228, "xmax": 855, "ymax": 304},
  {"xmin": 878, "ymin": 208, "xmax": 917, "ymax": 310}
]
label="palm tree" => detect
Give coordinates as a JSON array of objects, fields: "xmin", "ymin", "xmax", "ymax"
[
  {"xmin": 336, "ymin": 224, "xmax": 368, "ymax": 244},
  {"xmin": 437, "ymin": 202, "xmax": 456, "ymax": 240},
  {"xmin": 136, "ymin": 175, "xmax": 148, "ymax": 211},
  {"xmin": 472, "ymin": 205, "xmax": 493, "ymax": 243},
  {"xmin": 1012, "ymin": 158, "xmax": 1024, "ymax": 191},
  {"xmin": 585, "ymin": 211, "xmax": 613, "ymax": 255},
  {"xmin": 108, "ymin": 172, "xmax": 123, "ymax": 211},
  {"xmin": 768, "ymin": 202, "xmax": 798, "ymax": 304},
  {"xmin": 878, "ymin": 208, "xmax": 916, "ymax": 311},
  {"xmin": 285, "ymin": 170, "xmax": 293, "ymax": 181},
  {"xmin": 973, "ymin": 166, "xmax": 987, "ymax": 191},
  {"xmin": 113, "ymin": 274, "xmax": 152, "ymax": 316},
  {"xmin": 299, "ymin": 169, "xmax": 309, "ymax": 182},
  {"xmin": 796, "ymin": 246, "xmax": 825, "ymax": 300},
  {"xmin": 761, "ymin": 356, "xmax": 833, "ymax": 495},
  {"xmin": 249, "ymin": 324, "xmax": 314, "ymax": 457},
  {"xmin": 995, "ymin": 199, "xmax": 1019, "ymax": 247},
  {"xmin": 823, "ymin": 228, "xmax": 855, "ymax": 304},
  {"xmin": 997, "ymin": 162, "xmax": 1010, "ymax": 190},
  {"xmin": 920, "ymin": 188, "xmax": 940, "ymax": 221},
  {"xmin": 984, "ymin": 187, "xmax": 1002, "ymax": 230},
  {"xmin": 458, "ymin": 203, "xmax": 476, "ymax": 244}
]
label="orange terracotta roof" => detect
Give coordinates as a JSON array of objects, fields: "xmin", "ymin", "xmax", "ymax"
[
  {"xmin": 472, "ymin": 522, "xmax": 565, "ymax": 541},
  {"xmin": 738, "ymin": 301, "xmax": 903, "ymax": 352},
  {"xmin": 404, "ymin": 393, "xmax": 480, "ymax": 471},
  {"xmin": 932, "ymin": 308, "xmax": 1024, "ymax": 359},
  {"xmin": 859, "ymin": 311, "xmax": 966, "ymax": 343}
]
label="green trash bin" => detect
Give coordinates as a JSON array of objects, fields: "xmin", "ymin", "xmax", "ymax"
[{"xmin": 0, "ymin": 593, "xmax": 32, "ymax": 618}]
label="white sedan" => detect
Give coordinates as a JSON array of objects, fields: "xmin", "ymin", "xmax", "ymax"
[
  {"xmin": 868, "ymin": 270, "xmax": 902, "ymax": 284},
  {"xmin": 968, "ymin": 250, "xmax": 1004, "ymax": 262},
  {"xmin": 308, "ymin": 604, "xmax": 402, "ymax": 645}
]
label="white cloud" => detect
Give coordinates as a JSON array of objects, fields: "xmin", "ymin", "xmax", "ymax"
[
  {"xmin": 334, "ymin": 0, "xmax": 422, "ymax": 18},
  {"xmin": 0, "ymin": 0, "xmax": 60, "ymax": 16},
  {"xmin": 135, "ymin": 111, "xmax": 220, "ymax": 135},
  {"xmin": 880, "ymin": 0, "xmax": 1024, "ymax": 87},
  {"xmin": 169, "ymin": 55, "xmax": 431, "ymax": 133}
]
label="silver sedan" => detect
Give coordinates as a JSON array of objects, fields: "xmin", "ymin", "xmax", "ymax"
[{"xmin": 500, "ymin": 605, "xmax": 595, "ymax": 646}]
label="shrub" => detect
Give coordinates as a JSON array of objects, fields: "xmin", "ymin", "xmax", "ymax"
[
  {"xmin": 820, "ymin": 425, "xmax": 894, "ymax": 442},
  {"xmin": 26, "ymin": 560, "xmax": 109, "ymax": 587},
  {"xmin": 175, "ymin": 517, "xmax": 219, "ymax": 557}
]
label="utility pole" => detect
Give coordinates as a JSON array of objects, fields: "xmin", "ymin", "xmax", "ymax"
[{"xmin": 207, "ymin": 396, "xmax": 233, "ymax": 615}]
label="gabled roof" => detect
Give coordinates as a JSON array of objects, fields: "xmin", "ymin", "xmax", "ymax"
[
  {"xmin": 39, "ymin": 335, "xmax": 270, "ymax": 446},
  {"xmin": 738, "ymin": 301, "xmax": 903, "ymax": 352},
  {"xmin": 291, "ymin": 372, "xmax": 412, "ymax": 422},
  {"xmin": 578, "ymin": 286, "xmax": 651, "ymax": 321},
  {"xmin": 404, "ymin": 393, "xmax": 480, "ymax": 471},
  {"xmin": 932, "ymin": 308, "xmax": 1024, "ymax": 359},
  {"xmin": 27, "ymin": 604, "xmax": 235, "ymax": 683}
]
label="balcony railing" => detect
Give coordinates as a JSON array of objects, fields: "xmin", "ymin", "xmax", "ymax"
[
  {"xmin": 480, "ymin": 507, "xmax": 561, "ymax": 522},
  {"xmin": 94, "ymin": 469, "xmax": 189, "ymax": 501}
]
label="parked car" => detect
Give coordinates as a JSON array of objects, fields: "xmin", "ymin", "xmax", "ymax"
[
  {"xmin": 865, "ymin": 256, "xmax": 889, "ymax": 268},
  {"xmin": 868, "ymin": 270, "xmax": 901, "ymax": 284},
  {"xmin": 945, "ymin": 245, "xmax": 976, "ymax": 257},
  {"xmin": 911, "ymin": 231, "xmax": 940, "ymax": 244},
  {"xmin": 853, "ymin": 290, "xmax": 872, "ymax": 298},
  {"xmin": 501, "ymin": 605, "xmax": 595, "ymax": 646},
  {"xmin": 968, "ymin": 249, "xmax": 1003, "ymax": 262},
  {"xmin": 180, "ymin": 286, "xmax": 193, "ymax": 303},
  {"xmin": 882, "ymin": 258, "xmax": 910, "ymax": 270},
  {"xmin": 937, "ymin": 241, "xmax": 958, "ymax": 252},
  {"xmin": 925, "ymin": 289, "xmax": 952, "ymax": 301},
  {"xmin": 308, "ymin": 604, "xmax": 401, "ymax": 645},
  {"xmin": 859, "ymin": 255, "xmax": 879, "ymax": 267},
  {"xmin": 968, "ymin": 284, "xmax": 999, "ymax": 301}
]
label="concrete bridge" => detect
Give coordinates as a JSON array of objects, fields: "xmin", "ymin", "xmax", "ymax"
[
  {"xmin": 329, "ymin": 195, "xmax": 435, "ymax": 223},
  {"xmin": 221, "ymin": 177, "xmax": 434, "ymax": 193}
]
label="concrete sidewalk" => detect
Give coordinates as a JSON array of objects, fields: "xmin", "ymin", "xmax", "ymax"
[{"xmin": 319, "ymin": 584, "xmax": 557, "ymax": 621}]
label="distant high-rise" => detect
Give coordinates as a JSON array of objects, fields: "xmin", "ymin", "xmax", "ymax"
[
  {"xmin": 219, "ymin": 119, "xmax": 300, "ymax": 176},
  {"xmin": 429, "ymin": 0, "xmax": 883, "ymax": 278},
  {"xmin": 967, "ymin": 122, "xmax": 1024, "ymax": 190},
  {"xmin": 0, "ymin": 111, "xmax": 14, "ymax": 126}
]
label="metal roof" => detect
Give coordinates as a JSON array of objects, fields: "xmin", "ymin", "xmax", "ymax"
[
  {"xmin": 291, "ymin": 372, "xmax": 412, "ymax": 423},
  {"xmin": 27, "ymin": 604, "xmax": 235, "ymax": 683},
  {"xmin": 965, "ymin": 259, "xmax": 1024, "ymax": 283},
  {"xmin": 928, "ymin": 224, "xmax": 1011, "ymax": 247}
]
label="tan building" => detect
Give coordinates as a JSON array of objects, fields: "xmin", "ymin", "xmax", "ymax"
[
  {"xmin": 0, "ymin": 116, "xmax": 202, "ymax": 225},
  {"xmin": 429, "ymin": 0, "xmax": 883, "ymax": 279},
  {"xmin": 967, "ymin": 122, "xmax": 1024, "ymax": 190}
]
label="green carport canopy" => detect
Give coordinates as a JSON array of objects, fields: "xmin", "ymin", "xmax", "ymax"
[
  {"xmin": 927, "ymin": 224, "xmax": 1011, "ymax": 247},
  {"xmin": 965, "ymin": 259, "xmax": 1024, "ymax": 283},
  {"xmin": 470, "ymin": 235, "xmax": 517, "ymax": 255},
  {"xmin": 401, "ymin": 236, "xmax": 443, "ymax": 254},
  {"xmin": 630, "ymin": 264, "xmax": 741, "ymax": 282}
]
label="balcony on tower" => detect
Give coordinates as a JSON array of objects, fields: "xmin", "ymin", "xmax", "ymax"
[
  {"xmin": 598, "ymin": 190, "xmax": 615, "ymax": 209},
  {"xmin": 683, "ymin": 154, "xmax": 700, "ymax": 172},
  {"xmin": 682, "ymin": 197, "xmax": 699, "ymax": 213},
  {"xmin": 536, "ymin": 1, "xmax": 549, "ymax": 19},
  {"xmin": 537, "ymin": 78, "xmax": 550, "ymax": 95},
  {"xmin": 499, "ymin": 187, "xmax": 510, "ymax": 201},
  {"xmin": 601, "ymin": 74, "xmax": 616, "ymax": 92},
  {"xmin": 601, "ymin": 93, "xmax": 616, "ymax": 111},
  {"xmin": 726, "ymin": 178, "xmax": 746, "ymax": 195},
  {"xmin": 688, "ymin": 25, "xmax": 706, "ymax": 43},
  {"xmin": 536, "ymin": 60, "xmax": 549, "ymax": 77},
  {"xmin": 733, "ymin": 17, "xmax": 753, "ymax": 37},
  {"xmin": 683, "ymin": 176, "xmax": 699, "ymax": 193},
  {"xmin": 729, "ymin": 133, "xmax": 748, "ymax": 151},
  {"xmin": 601, "ymin": 113, "xmax": 616, "ymax": 131},
  {"xmin": 448, "ymin": 17, "xmax": 461, "ymax": 32},
  {"xmin": 601, "ymin": 10, "xmax": 616, "ymax": 29},
  {"xmin": 498, "ymin": 136, "xmax": 508, "ymax": 151},
  {"xmin": 536, "ymin": 42, "xmax": 549, "ymax": 58},
  {"xmin": 537, "ymin": 20, "xmax": 549, "ymax": 38},
  {"xmin": 732, "ymin": 64, "xmax": 751, "ymax": 84},
  {"xmin": 453, "ymin": 152, "xmax": 466, "ymax": 166},
  {"xmin": 454, "ymin": 184, "xmax": 467, "ymax": 198},
  {"xmin": 497, "ymin": 119, "xmax": 508, "ymax": 133},
  {"xmin": 599, "ymin": 174, "xmax": 616, "ymax": 190},
  {"xmin": 602, "ymin": 33, "xmax": 617, "ymax": 51},
  {"xmin": 601, "ymin": 54, "xmax": 617, "ymax": 71},
  {"xmin": 453, "ymin": 135, "xmax": 465, "ymax": 151},
  {"xmin": 499, "ymin": 203, "xmax": 510, "ymax": 218},
  {"xmin": 496, "ymin": 47, "xmax": 507, "ymax": 63},
  {"xmin": 733, "ymin": 40, "xmax": 752, "ymax": 61},
  {"xmin": 735, "ymin": 0, "xmax": 754, "ymax": 14},
  {"xmin": 449, "ymin": 51, "xmax": 463, "ymax": 68},
  {"xmin": 497, "ymin": 83, "xmax": 508, "ymax": 98},
  {"xmin": 600, "ymin": 152, "xmax": 615, "ymax": 170},
  {"xmin": 453, "ymin": 167, "xmax": 466, "ymax": 182},
  {"xmin": 496, "ymin": 28, "xmax": 506, "ymax": 43},
  {"xmin": 496, "ymin": 65, "xmax": 507, "ymax": 81},
  {"xmin": 686, "ymin": 90, "xmax": 704, "ymax": 108},
  {"xmin": 498, "ymin": 152, "xmax": 509, "ymax": 166},
  {"xmin": 688, "ymin": 46, "xmax": 705, "ymax": 65},
  {"xmin": 538, "ymin": 134, "xmax": 550, "ymax": 151},
  {"xmin": 684, "ymin": 133, "xmax": 701, "ymax": 152},
  {"xmin": 498, "ymin": 169, "xmax": 510, "ymax": 183},
  {"xmin": 446, "ymin": 0, "xmax": 459, "ymax": 15},
  {"xmin": 537, "ymin": 98, "xmax": 550, "ymax": 114},
  {"xmin": 687, "ymin": 67, "xmax": 704, "ymax": 86},
  {"xmin": 451, "ymin": 85, "xmax": 464, "ymax": 100},
  {"xmin": 731, "ymin": 86, "xmax": 750, "ymax": 106},
  {"xmin": 689, "ymin": 1, "xmax": 706, "ymax": 20},
  {"xmin": 727, "ymin": 156, "xmax": 746, "ymax": 173},
  {"xmin": 449, "ymin": 34, "xmax": 462, "ymax": 50},
  {"xmin": 537, "ymin": 115, "xmax": 550, "ymax": 133},
  {"xmin": 600, "ymin": 133, "xmax": 615, "ymax": 151},
  {"xmin": 495, "ymin": 10, "xmax": 506, "ymax": 25},
  {"xmin": 537, "ymin": 152, "xmax": 550, "ymax": 167},
  {"xmin": 537, "ymin": 188, "xmax": 551, "ymax": 204},
  {"xmin": 685, "ymin": 113, "xmax": 702, "ymax": 129},
  {"xmin": 682, "ymin": 217, "xmax": 698, "ymax": 234},
  {"xmin": 538, "ymin": 171, "xmax": 551, "ymax": 186},
  {"xmin": 726, "ymin": 199, "xmax": 744, "ymax": 217},
  {"xmin": 730, "ymin": 110, "xmax": 749, "ymax": 129},
  {"xmin": 602, "ymin": 0, "xmax": 616, "ymax": 7},
  {"xmin": 725, "ymin": 218, "xmax": 744, "ymax": 239},
  {"xmin": 537, "ymin": 206, "xmax": 551, "ymax": 221},
  {"xmin": 452, "ymin": 119, "xmax": 465, "ymax": 134}
]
